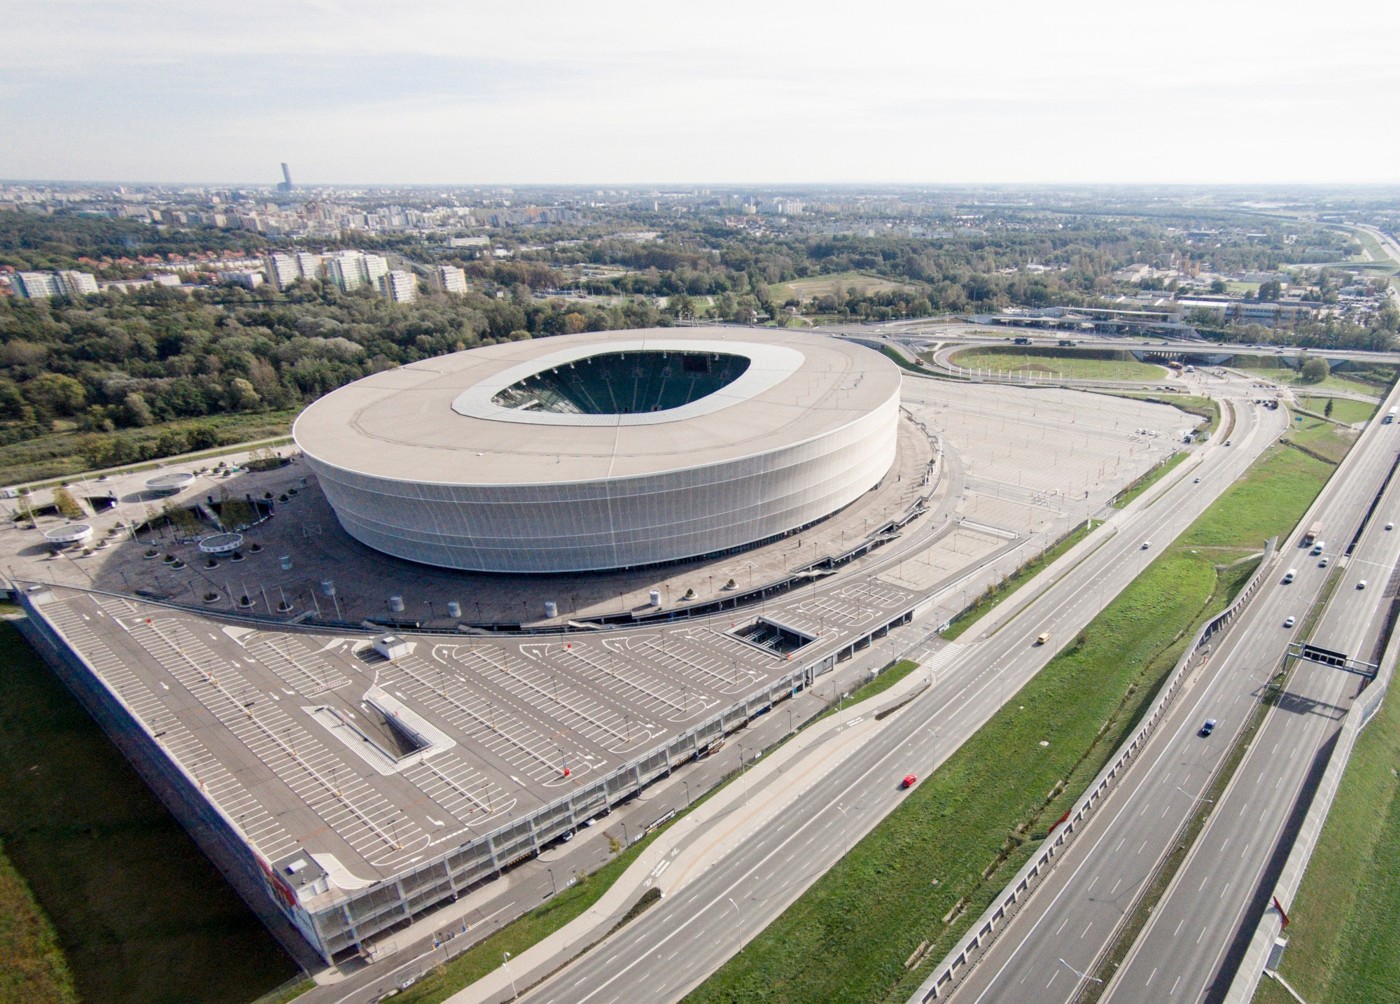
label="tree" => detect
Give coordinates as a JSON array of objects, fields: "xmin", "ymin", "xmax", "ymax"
[
  {"xmin": 1299, "ymin": 357, "xmax": 1330, "ymax": 383},
  {"xmin": 1324, "ymin": 398, "xmax": 1334, "ymax": 418},
  {"xmin": 1209, "ymin": 279, "xmax": 1228, "ymax": 294},
  {"xmin": 51, "ymin": 486, "xmax": 84, "ymax": 520},
  {"xmin": 23, "ymin": 372, "xmax": 86, "ymax": 418},
  {"xmin": 1257, "ymin": 279, "xmax": 1283, "ymax": 302}
]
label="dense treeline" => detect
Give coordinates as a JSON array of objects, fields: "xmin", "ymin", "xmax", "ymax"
[
  {"xmin": 0, "ymin": 281, "xmax": 665, "ymax": 470},
  {"xmin": 0, "ymin": 206, "xmax": 1388, "ymax": 477},
  {"xmin": 0, "ymin": 210, "xmax": 266, "ymax": 276}
]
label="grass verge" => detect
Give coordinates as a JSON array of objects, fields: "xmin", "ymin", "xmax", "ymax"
[
  {"xmin": 941, "ymin": 521, "xmax": 1095, "ymax": 641},
  {"xmin": 1084, "ymin": 643, "xmax": 1287, "ymax": 1002},
  {"xmin": 1112, "ymin": 450, "xmax": 1188, "ymax": 509},
  {"xmin": 1253, "ymin": 667, "xmax": 1400, "ymax": 1002},
  {"xmin": 1296, "ymin": 396, "xmax": 1377, "ymax": 425},
  {"xmin": 0, "ymin": 837, "xmax": 77, "ymax": 1004},
  {"xmin": 684, "ymin": 419, "xmax": 1335, "ymax": 1004},
  {"xmin": 0, "ymin": 410, "xmax": 297, "ymax": 487},
  {"xmin": 946, "ymin": 347, "xmax": 1163, "ymax": 381},
  {"xmin": 0, "ymin": 622, "xmax": 300, "ymax": 1004},
  {"xmin": 685, "ymin": 550, "xmax": 1235, "ymax": 1004},
  {"xmin": 391, "ymin": 822, "xmax": 674, "ymax": 1004}
]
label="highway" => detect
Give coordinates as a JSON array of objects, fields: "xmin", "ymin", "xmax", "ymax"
[
  {"xmin": 473, "ymin": 373, "xmax": 1288, "ymax": 1003},
  {"xmin": 1104, "ymin": 418, "xmax": 1400, "ymax": 999},
  {"xmin": 944, "ymin": 377, "xmax": 1400, "ymax": 1003}
]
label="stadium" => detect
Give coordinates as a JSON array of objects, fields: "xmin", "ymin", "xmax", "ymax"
[{"xmin": 293, "ymin": 328, "xmax": 902, "ymax": 573}]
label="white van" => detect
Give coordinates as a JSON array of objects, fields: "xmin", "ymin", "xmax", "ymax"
[
  {"xmin": 1283, "ymin": 568, "xmax": 1297, "ymax": 583},
  {"xmin": 1311, "ymin": 541, "xmax": 1325, "ymax": 555}
]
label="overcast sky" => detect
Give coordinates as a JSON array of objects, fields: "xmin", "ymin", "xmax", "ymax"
[{"xmin": 4, "ymin": 0, "xmax": 1397, "ymax": 186}]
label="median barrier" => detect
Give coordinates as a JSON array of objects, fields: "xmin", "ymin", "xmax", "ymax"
[{"xmin": 913, "ymin": 538, "xmax": 1277, "ymax": 1001}]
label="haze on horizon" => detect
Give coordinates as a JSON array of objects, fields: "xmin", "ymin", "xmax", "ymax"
[{"xmin": 3, "ymin": 0, "xmax": 1397, "ymax": 188}]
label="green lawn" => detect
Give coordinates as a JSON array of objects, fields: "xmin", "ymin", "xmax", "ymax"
[
  {"xmin": 1285, "ymin": 412, "xmax": 1361, "ymax": 465},
  {"xmin": 391, "ymin": 810, "xmax": 678, "ymax": 1004},
  {"xmin": 1112, "ymin": 451, "xmax": 1188, "ymax": 509},
  {"xmin": 1253, "ymin": 677, "xmax": 1400, "ymax": 1004},
  {"xmin": 1296, "ymin": 396, "xmax": 1377, "ymax": 425},
  {"xmin": 946, "ymin": 347, "xmax": 1164, "ymax": 381},
  {"xmin": 687, "ymin": 550, "xmax": 1238, "ymax": 1004},
  {"xmin": 0, "ymin": 624, "xmax": 300, "ymax": 1004},
  {"xmin": 0, "ymin": 838, "xmax": 76, "ymax": 1004},
  {"xmin": 769, "ymin": 272, "xmax": 910, "ymax": 304},
  {"xmin": 1178, "ymin": 444, "xmax": 1335, "ymax": 557},
  {"xmin": 1235, "ymin": 365, "xmax": 1388, "ymax": 400},
  {"xmin": 0, "ymin": 410, "xmax": 297, "ymax": 487},
  {"xmin": 686, "ymin": 427, "xmax": 1336, "ymax": 1004}
]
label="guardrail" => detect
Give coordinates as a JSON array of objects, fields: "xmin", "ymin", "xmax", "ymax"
[
  {"xmin": 912, "ymin": 537, "xmax": 1278, "ymax": 1002},
  {"xmin": 1223, "ymin": 597, "xmax": 1399, "ymax": 1002}
]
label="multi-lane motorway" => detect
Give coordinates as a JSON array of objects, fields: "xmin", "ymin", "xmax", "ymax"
[
  {"xmin": 470, "ymin": 372, "xmax": 1292, "ymax": 1003},
  {"xmin": 948, "ymin": 377, "xmax": 1400, "ymax": 1003}
]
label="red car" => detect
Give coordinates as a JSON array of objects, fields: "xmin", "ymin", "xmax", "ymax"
[{"xmin": 901, "ymin": 774, "xmax": 918, "ymax": 789}]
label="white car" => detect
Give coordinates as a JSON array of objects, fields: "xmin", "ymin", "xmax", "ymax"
[
  {"xmin": 1141, "ymin": 540, "xmax": 1152, "ymax": 550},
  {"xmin": 1387, "ymin": 522, "xmax": 1395, "ymax": 531},
  {"xmin": 1358, "ymin": 580, "xmax": 1368, "ymax": 590},
  {"xmin": 1283, "ymin": 615, "xmax": 1296, "ymax": 628}
]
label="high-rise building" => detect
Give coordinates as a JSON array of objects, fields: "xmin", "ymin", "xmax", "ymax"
[
  {"xmin": 13, "ymin": 272, "xmax": 61, "ymax": 298},
  {"xmin": 55, "ymin": 271, "xmax": 99, "ymax": 297},
  {"xmin": 295, "ymin": 252, "xmax": 322, "ymax": 281},
  {"xmin": 325, "ymin": 251, "xmax": 366, "ymax": 291},
  {"xmin": 363, "ymin": 253, "xmax": 389, "ymax": 286},
  {"xmin": 265, "ymin": 252, "xmax": 301, "ymax": 290},
  {"xmin": 382, "ymin": 270, "xmax": 417, "ymax": 303},
  {"xmin": 437, "ymin": 265, "xmax": 468, "ymax": 294}
]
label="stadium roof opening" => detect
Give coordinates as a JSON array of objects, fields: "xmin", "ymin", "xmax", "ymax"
[{"xmin": 490, "ymin": 349, "xmax": 751, "ymax": 415}]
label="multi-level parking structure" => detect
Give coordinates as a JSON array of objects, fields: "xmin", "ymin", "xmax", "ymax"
[{"xmin": 292, "ymin": 327, "xmax": 902, "ymax": 573}]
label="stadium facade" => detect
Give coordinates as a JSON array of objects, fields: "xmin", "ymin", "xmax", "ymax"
[{"xmin": 293, "ymin": 328, "xmax": 902, "ymax": 573}]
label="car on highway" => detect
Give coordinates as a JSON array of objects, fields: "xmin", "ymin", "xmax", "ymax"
[
  {"xmin": 1224, "ymin": 439, "xmax": 1232, "ymax": 446},
  {"xmin": 1388, "ymin": 522, "xmax": 1395, "ymax": 531},
  {"xmin": 901, "ymin": 774, "xmax": 918, "ymax": 789},
  {"xmin": 1358, "ymin": 580, "xmax": 1368, "ymax": 590},
  {"xmin": 1319, "ymin": 557, "xmax": 1329, "ymax": 567},
  {"xmin": 1199, "ymin": 718, "xmax": 1217, "ymax": 737},
  {"xmin": 1035, "ymin": 632, "xmax": 1050, "ymax": 646},
  {"xmin": 1283, "ymin": 615, "xmax": 1296, "ymax": 628},
  {"xmin": 1193, "ymin": 477, "xmax": 1201, "ymax": 483},
  {"xmin": 1283, "ymin": 568, "xmax": 1297, "ymax": 583},
  {"xmin": 1141, "ymin": 540, "xmax": 1152, "ymax": 549}
]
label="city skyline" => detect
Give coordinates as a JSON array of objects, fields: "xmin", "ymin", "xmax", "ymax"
[{"xmin": 4, "ymin": 0, "xmax": 1398, "ymax": 187}]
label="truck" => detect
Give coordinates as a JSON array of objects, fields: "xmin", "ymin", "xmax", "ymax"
[
  {"xmin": 1302, "ymin": 521, "xmax": 1324, "ymax": 546},
  {"xmin": 1386, "ymin": 406, "xmax": 1397, "ymax": 424},
  {"xmin": 1013, "ymin": 337, "xmax": 1032, "ymax": 345}
]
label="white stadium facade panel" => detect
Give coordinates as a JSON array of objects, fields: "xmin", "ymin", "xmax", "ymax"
[{"xmin": 293, "ymin": 328, "xmax": 901, "ymax": 573}]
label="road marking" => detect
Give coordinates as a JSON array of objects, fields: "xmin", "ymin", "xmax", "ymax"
[
  {"xmin": 1055, "ymin": 916, "xmax": 1070, "ymax": 936},
  {"xmin": 1081, "ymin": 921, "xmax": 1093, "ymax": 939},
  {"xmin": 1146, "ymin": 966, "xmax": 1158, "ymax": 986},
  {"xmin": 1174, "ymin": 918, "xmax": 1185, "ymax": 937}
]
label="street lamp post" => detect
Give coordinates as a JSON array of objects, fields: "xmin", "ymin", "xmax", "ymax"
[
  {"xmin": 727, "ymin": 896, "xmax": 741, "ymax": 951},
  {"xmin": 502, "ymin": 951, "xmax": 518, "ymax": 1000},
  {"xmin": 836, "ymin": 803, "xmax": 849, "ymax": 856}
]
